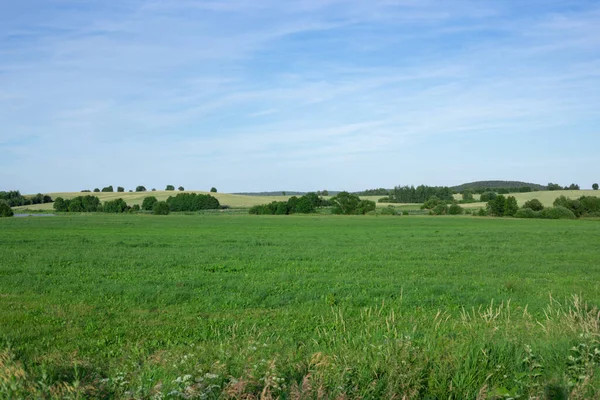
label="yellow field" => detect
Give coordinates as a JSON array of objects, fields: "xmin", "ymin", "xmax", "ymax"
[{"xmin": 13, "ymin": 190, "xmax": 598, "ymax": 211}]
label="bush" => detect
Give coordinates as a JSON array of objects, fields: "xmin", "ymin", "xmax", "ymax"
[
  {"xmin": 136, "ymin": 186, "xmax": 147, "ymax": 192},
  {"xmin": 101, "ymin": 185, "xmax": 114, "ymax": 192},
  {"xmin": 153, "ymin": 201, "xmax": 170, "ymax": 215},
  {"xmin": 540, "ymin": 206, "xmax": 576, "ymax": 220},
  {"xmin": 402, "ymin": 210, "xmax": 409, "ymax": 215},
  {"xmin": 422, "ymin": 196, "xmax": 442, "ymax": 210},
  {"xmin": 461, "ymin": 190, "xmax": 474, "ymax": 202},
  {"xmin": 593, "ymin": 183, "xmax": 599, "ymax": 190},
  {"xmin": 54, "ymin": 195, "xmax": 101, "ymax": 212},
  {"xmin": 448, "ymin": 203, "xmax": 464, "ymax": 215},
  {"xmin": 432, "ymin": 203, "xmax": 448, "ymax": 215},
  {"xmin": 356, "ymin": 199, "xmax": 376, "ymax": 215},
  {"xmin": 142, "ymin": 196, "xmax": 158, "ymax": 211},
  {"xmin": 464, "ymin": 209, "xmax": 472, "ymax": 215},
  {"xmin": 117, "ymin": 186, "xmax": 125, "ymax": 192},
  {"xmin": 166, "ymin": 185, "xmax": 175, "ymax": 191},
  {"xmin": 0, "ymin": 201, "xmax": 13, "ymax": 217},
  {"xmin": 480, "ymin": 191, "xmax": 497, "ymax": 202},
  {"xmin": 93, "ymin": 188, "xmax": 100, "ymax": 192},
  {"xmin": 504, "ymin": 196, "xmax": 518, "ymax": 217},
  {"xmin": 477, "ymin": 208, "xmax": 488, "ymax": 216},
  {"xmin": 102, "ymin": 198, "xmax": 129, "ymax": 213},
  {"xmin": 523, "ymin": 199, "xmax": 544, "ymax": 211},
  {"xmin": 210, "ymin": 187, "xmax": 217, "ymax": 193},
  {"xmin": 380, "ymin": 206, "xmax": 397, "ymax": 215},
  {"xmin": 166, "ymin": 193, "xmax": 220, "ymax": 211},
  {"xmin": 178, "ymin": 186, "xmax": 185, "ymax": 191},
  {"xmin": 131, "ymin": 204, "xmax": 140, "ymax": 211},
  {"xmin": 514, "ymin": 208, "xmax": 538, "ymax": 219}
]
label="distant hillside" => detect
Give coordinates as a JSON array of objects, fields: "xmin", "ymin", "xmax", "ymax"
[{"xmin": 452, "ymin": 181, "xmax": 546, "ymax": 192}]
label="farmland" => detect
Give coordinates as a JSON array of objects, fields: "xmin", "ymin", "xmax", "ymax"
[{"xmin": 1, "ymin": 214, "xmax": 599, "ymax": 398}]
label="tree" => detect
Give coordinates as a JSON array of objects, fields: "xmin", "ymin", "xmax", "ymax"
[
  {"xmin": 322, "ymin": 190, "xmax": 329, "ymax": 196},
  {"xmin": 448, "ymin": 203, "xmax": 464, "ymax": 215},
  {"xmin": 356, "ymin": 199, "xmax": 376, "ymax": 215},
  {"xmin": 461, "ymin": 190, "xmax": 474, "ymax": 202},
  {"xmin": 547, "ymin": 183, "xmax": 562, "ymax": 191},
  {"xmin": 487, "ymin": 195, "xmax": 506, "ymax": 216},
  {"xmin": 178, "ymin": 186, "xmax": 185, "ymax": 191},
  {"xmin": 101, "ymin": 185, "xmax": 114, "ymax": 192},
  {"xmin": 593, "ymin": 183, "xmax": 599, "ymax": 190},
  {"xmin": 151, "ymin": 188, "xmax": 156, "ymax": 191},
  {"xmin": 523, "ymin": 199, "xmax": 544, "ymax": 211},
  {"xmin": 210, "ymin": 187, "xmax": 217, "ymax": 193},
  {"xmin": 567, "ymin": 183, "xmax": 580, "ymax": 190},
  {"xmin": 102, "ymin": 198, "xmax": 128, "ymax": 213},
  {"xmin": 504, "ymin": 196, "xmax": 518, "ymax": 217},
  {"xmin": 480, "ymin": 191, "xmax": 497, "ymax": 202},
  {"xmin": 142, "ymin": 196, "xmax": 158, "ymax": 211},
  {"xmin": 136, "ymin": 186, "xmax": 147, "ymax": 192},
  {"xmin": 153, "ymin": 201, "xmax": 170, "ymax": 215},
  {"xmin": 166, "ymin": 185, "xmax": 175, "ymax": 191},
  {"xmin": 117, "ymin": 186, "xmax": 125, "ymax": 192},
  {"xmin": 0, "ymin": 201, "xmax": 13, "ymax": 217},
  {"xmin": 93, "ymin": 188, "xmax": 100, "ymax": 192}
]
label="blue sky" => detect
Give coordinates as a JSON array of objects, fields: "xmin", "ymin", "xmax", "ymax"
[{"xmin": 1, "ymin": 0, "xmax": 599, "ymax": 193}]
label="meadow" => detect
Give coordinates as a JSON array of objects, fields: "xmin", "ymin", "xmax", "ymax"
[{"xmin": 1, "ymin": 214, "xmax": 599, "ymax": 399}]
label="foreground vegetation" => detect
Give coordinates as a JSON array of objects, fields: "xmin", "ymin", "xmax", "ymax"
[{"xmin": 1, "ymin": 215, "xmax": 599, "ymax": 398}]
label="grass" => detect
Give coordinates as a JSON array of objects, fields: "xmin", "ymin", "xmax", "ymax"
[{"xmin": 1, "ymin": 214, "xmax": 599, "ymax": 398}]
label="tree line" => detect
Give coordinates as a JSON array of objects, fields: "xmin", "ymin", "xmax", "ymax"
[
  {"xmin": 0, "ymin": 190, "xmax": 53, "ymax": 207},
  {"xmin": 249, "ymin": 192, "xmax": 376, "ymax": 215}
]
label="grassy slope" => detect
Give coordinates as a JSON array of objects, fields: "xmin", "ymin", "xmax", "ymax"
[{"xmin": 1, "ymin": 214, "xmax": 599, "ymax": 398}]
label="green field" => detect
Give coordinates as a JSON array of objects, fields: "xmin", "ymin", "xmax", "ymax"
[{"xmin": 1, "ymin": 214, "xmax": 599, "ymax": 398}]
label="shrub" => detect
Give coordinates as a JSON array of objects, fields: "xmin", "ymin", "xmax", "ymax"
[
  {"xmin": 153, "ymin": 201, "xmax": 170, "ymax": 215},
  {"xmin": 136, "ymin": 186, "xmax": 147, "ymax": 192},
  {"xmin": 487, "ymin": 195, "xmax": 506, "ymax": 216},
  {"xmin": 480, "ymin": 191, "xmax": 497, "ymax": 202},
  {"xmin": 210, "ymin": 187, "xmax": 217, "ymax": 193},
  {"xmin": 464, "ymin": 209, "xmax": 472, "ymax": 215},
  {"xmin": 432, "ymin": 203, "xmax": 448, "ymax": 215},
  {"xmin": 523, "ymin": 199, "xmax": 544, "ymax": 211},
  {"xmin": 166, "ymin": 193, "xmax": 220, "ymax": 211},
  {"xmin": 380, "ymin": 206, "xmax": 397, "ymax": 215},
  {"xmin": 461, "ymin": 190, "xmax": 474, "ymax": 202},
  {"xmin": 540, "ymin": 206, "xmax": 576, "ymax": 220},
  {"xmin": 142, "ymin": 196, "xmax": 158, "ymax": 211},
  {"xmin": 504, "ymin": 196, "xmax": 518, "ymax": 217},
  {"xmin": 514, "ymin": 208, "xmax": 538, "ymax": 219},
  {"xmin": 356, "ymin": 199, "xmax": 376, "ymax": 215},
  {"xmin": 166, "ymin": 185, "xmax": 175, "ymax": 191},
  {"xmin": 101, "ymin": 186, "xmax": 114, "ymax": 192},
  {"xmin": 93, "ymin": 188, "xmax": 100, "ymax": 192},
  {"xmin": 477, "ymin": 208, "xmax": 488, "ymax": 216},
  {"xmin": 448, "ymin": 203, "xmax": 464, "ymax": 215},
  {"xmin": 402, "ymin": 210, "xmax": 409, "ymax": 215},
  {"xmin": 593, "ymin": 183, "xmax": 599, "ymax": 190},
  {"xmin": 0, "ymin": 201, "xmax": 13, "ymax": 217},
  {"xmin": 131, "ymin": 204, "xmax": 140, "ymax": 211},
  {"xmin": 117, "ymin": 187, "xmax": 125, "ymax": 192},
  {"xmin": 102, "ymin": 198, "xmax": 129, "ymax": 213},
  {"xmin": 178, "ymin": 186, "xmax": 185, "ymax": 191}
]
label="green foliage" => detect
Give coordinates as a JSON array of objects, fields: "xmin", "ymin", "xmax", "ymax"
[
  {"xmin": 142, "ymin": 196, "xmax": 158, "ymax": 211},
  {"xmin": 54, "ymin": 195, "xmax": 101, "ymax": 212},
  {"xmin": 102, "ymin": 198, "xmax": 129, "ymax": 213},
  {"xmin": 0, "ymin": 200, "xmax": 13, "ymax": 217},
  {"xmin": 356, "ymin": 199, "xmax": 376, "ymax": 215},
  {"xmin": 452, "ymin": 180, "xmax": 545, "ymax": 192},
  {"xmin": 432, "ymin": 203, "xmax": 448, "ymax": 215},
  {"xmin": 210, "ymin": 187, "xmax": 217, "ymax": 193},
  {"xmin": 178, "ymin": 186, "xmax": 185, "ymax": 191},
  {"xmin": 248, "ymin": 193, "xmax": 325, "ymax": 215},
  {"xmin": 402, "ymin": 210, "xmax": 409, "ymax": 215},
  {"xmin": 480, "ymin": 191, "xmax": 497, "ymax": 202},
  {"xmin": 101, "ymin": 185, "xmax": 114, "ymax": 192},
  {"xmin": 356, "ymin": 188, "xmax": 389, "ymax": 196},
  {"xmin": 422, "ymin": 196, "xmax": 442, "ymax": 210},
  {"xmin": 380, "ymin": 206, "xmax": 397, "ymax": 215},
  {"xmin": 515, "ymin": 208, "xmax": 538, "ymax": 219},
  {"xmin": 0, "ymin": 190, "xmax": 48, "ymax": 207},
  {"xmin": 505, "ymin": 196, "xmax": 519, "ymax": 217},
  {"xmin": 448, "ymin": 203, "xmax": 464, "ymax": 215},
  {"xmin": 131, "ymin": 204, "xmax": 140, "ymax": 211},
  {"xmin": 523, "ymin": 199, "xmax": 544, "ymax": 211},
  {"xmin": 135, "ymin": 186, "xmax": 147, "ymax": 192},
  {"xmin": 547, "ymin": 183, "xmax": 562, "ymax": 191},
  {"xmin": 93, "ymin": 188, "xmax": 100, "ymax": 192},
  {"xmin": 553, "ymin": 195, "xmax": 600, "ymax": 217},
  {"xmin": 117, "ymin": 186, "xmax": 125, "ymax": 192},
  {"xmin": 388, "ymin": 185, "xmax": 454, "ymax": 203},
  {"xmin": 461, "ymin": 189, "xmax": 474, "ymax": 202},
  {"xmin": 477, "ymin": 208, "xmax": 488, "ymax": 216},
  {"xmin": 153, "ymin": 201, "xmax": 170, "ymax": 215},
  {"xmin": 487, "ymin": 194, "xmax": 506, "ymax": 216},
  {"xmin": 593, "ymin": 183, "xmax": 599, "ymax": 190},
  {"xmin": 166, "ymin": 193, "xmax": 220, "ymax": 211},
  {"xmin": 330, "ymin": 192, "xmax": 363, "ymax": 214},
  {"xmin": 540, "ymin": 206, "xmax": 577, "ymax": 220},
  {"xmin": 166, "ymin": 185, "xmax": 175, "ymax": 191}
]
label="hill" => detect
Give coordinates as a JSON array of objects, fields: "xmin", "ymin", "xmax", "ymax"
[{"xmin": 452, "ymin": 180, "xmax": 546, "ymax": 192}]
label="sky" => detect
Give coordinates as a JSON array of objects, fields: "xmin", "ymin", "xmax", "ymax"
[{"xmin": 1, "ymin": 0, "xmax": 599, "ymax": 194}]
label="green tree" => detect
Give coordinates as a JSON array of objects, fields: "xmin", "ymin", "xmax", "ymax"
[
  {"xmin": 117, "ymin": 186, "xmax": 125, "ymax": 192},
  {"xmin": 178, "ymin": 186, "xmax": 185, "ymax": 191},
  {"xmin": 210, "ymin": 187, "xmax": 217, "ymax": 193},
  {"xmin": 356, "ymin": 199, "xmax": 376, "ymax": 215},
  {"xmin": 101, "ymin": 185, "xmax": 114, "ymax": 192},
  {"xmin": 166, "ymin": 185, "xmax": 175, "ymax": 191},
  {"xmin": 448, "ymin": 203, "xmax": 464, "ymax": 215},
  {"xmin": 504, "ymin": 196, "xmax": 518, "ymax": 217},
  {"xmin": 480, "ymin": 191, "xmax": 497, "ymax": 202},
  {"xmin": 593, "ymin": 183, "xmax": 598, "ymax": 190},
  {"xmin": 142, "ymin": 196, "xmax": 158, "ymax": 211},
  {"xmin": 488, "ymin": 195, "xmax": 506, "ymax": 216},
  {"xmin": 103, "ymin": 198, "xmax": 128, "ymax": 213},
  {"xmin": 136, "ymin": 186, "xmax": 147, "ymax": 192},
  {"xmin": 0, "ymin": 200, "xmax": 13, "ymax": 217},
  {"xmin": 93, "ymin": 188, "xmax": 100, "ymax": 192},
  {"xmin": 461, "ymin": 190, "xmax": 474, "ymax": 202},
  {"xmin": 523, "ymin": 199, "xmax": 544, "ymax": 211},
  {"xmin": 153, "ymin": 201, "xmax": 170, "ymax": 215}
]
